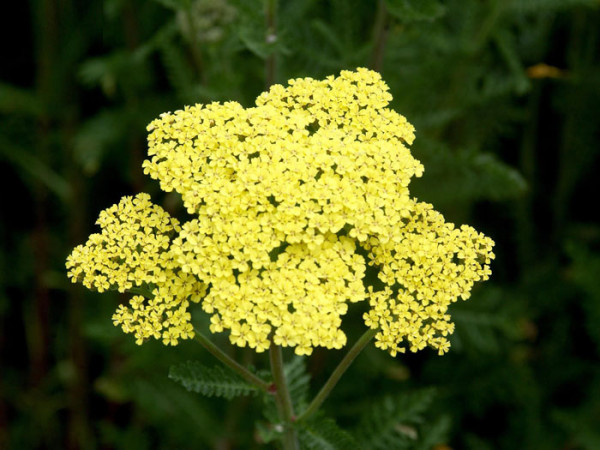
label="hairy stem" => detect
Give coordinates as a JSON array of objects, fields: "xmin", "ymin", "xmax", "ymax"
[{"xmin": 297, "ymin": 328, "xmax": 377, "ymax": 422}]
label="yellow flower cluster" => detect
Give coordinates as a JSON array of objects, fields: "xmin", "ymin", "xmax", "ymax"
[
  {"xmin": 66, "ymin": 194, "xmax": 205, "ymax": 345},
  {"xmin": 67, "ymin": 68, "xmax": 494, "ymax": 356},
  {"xmin": 191, "ymin": 234, "xmax": 365, "ymax": 355},
  {"xmin": 363, "ymin": 202, "xmax": 494, "ymax": 356},
  {"xmin": 138, "ymin": 68, "xmax": 494, "ymax": 355}
]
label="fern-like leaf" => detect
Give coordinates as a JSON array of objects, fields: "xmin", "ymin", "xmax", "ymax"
[
  {"xmin": 414, "ymin": 415, "xmax": 452, "ymax": 450},
  {"xmin": 284, "ymin": 356, "xmax": 311, "ymax": 414},
  {"xmin": 169, "ymin": 361, "xmax": 259, "ymax": 399},
  {"xmin": 450, "ymin": 286, "xmax": 521, "ymax": 355},
  {"xmin": 355, "ymin": 388, "xmax": 437, "ymax": 450},
  {"xmin": 297, "ymin": 413, "xmax": 362, "ymax": 450}
]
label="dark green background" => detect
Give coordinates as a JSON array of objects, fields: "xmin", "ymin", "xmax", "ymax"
[{"xmin": 1, "ymin": 0, "xmax": 600, "ymax": 448}]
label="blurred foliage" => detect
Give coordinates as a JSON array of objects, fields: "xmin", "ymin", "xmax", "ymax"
[{"xmin": 1, "ymin": 0, "xmax": 599, "ymax": 448}]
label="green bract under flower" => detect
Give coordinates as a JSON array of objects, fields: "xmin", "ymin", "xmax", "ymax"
[{"xmin": 67, "ymin": 68, "xmax": 494, "ymax": 356}]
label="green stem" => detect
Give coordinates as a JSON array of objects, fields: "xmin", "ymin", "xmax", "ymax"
[
  {"xmin": 126, "ymin": 285, "xmax": 155, "ymax": 298},
  {"xmin": 370, "ymin": 0, "xmax": 388, "ymax": 72},
  {"xmin": 192, "ymin": 327, "xmax": 270, "ymax": 392},
  {"xmin": 297, "ymin": 328, "xmax": 377, "ymax": 422},
  {"xmin": 269, "ymin": 342, "xmax": 298, "ymax": 450}
]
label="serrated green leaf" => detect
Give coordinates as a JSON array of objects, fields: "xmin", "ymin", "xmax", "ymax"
[
  {"xmin": 356, "ymin": 388, "xmax": 437, "ymax": 449},
  {"xmin": 284, "ymin": 356, "xmax": 310, "ymax": 413},
  {"xmin": 169, "ymin": 361, "xmax": 259, "ymax": 399},
  {"xmin": 297, "ymin": 414, "xmax": 361, "ymax": 450},
  {"xmin": 450, "ymin": 286, "xmax": 520, "ymax": 355},
  {"xmin": 414, "ymin": 415, "xmax": 452, "ymax": 450}
]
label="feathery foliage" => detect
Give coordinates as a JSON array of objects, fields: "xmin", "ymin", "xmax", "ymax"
[
  {"xmin": 355, "ymin": 388, "xmax": 438, "ymax": 449},
  {"xmin": 284, "ymin": 355, "xmax": 311, "ymax": 414},
  {"xmin": 297, "ymin": 414, "xmax": 362, "ymax": 450},
  {"xmin": 169, "ymin": 361, "xmax": 260, "ymax": 399}
]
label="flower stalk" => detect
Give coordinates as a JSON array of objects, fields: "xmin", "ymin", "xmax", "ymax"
[
  {"xmin": 370, "ymin": 0, "xmax": 389, "ymax": 71},
  {"xmin": 193, "ymin": 327, "xmax": 270, "ymax": 392},
  {"xmin": 269, "ymin": 342, "xmax": 299, "ymax": 450},
  {"xmin": 297, "ymin": 327, "xmax": 378, "ymax": 422}
]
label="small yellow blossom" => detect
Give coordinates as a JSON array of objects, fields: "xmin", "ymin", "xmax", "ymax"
[{"xmin": 67, "ymin": 68, "xmax": 494, "ymax": 356}]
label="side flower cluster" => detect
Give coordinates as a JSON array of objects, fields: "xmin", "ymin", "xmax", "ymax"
[
  {"xmin": 67, "ymin": 68, "xmax": 494, "ymax": 356},
  {"xmin": 362, "ymin": 202, "xmax": 493, "ymax": 356},
  {"xmin": 66, "ymin": 193, "xmax": 205, "ymax": 345}
]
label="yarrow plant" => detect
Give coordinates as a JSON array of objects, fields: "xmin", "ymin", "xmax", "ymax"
[{"xmin": 67, "ymin": 68, "xmax": 494, "ymax": 447}]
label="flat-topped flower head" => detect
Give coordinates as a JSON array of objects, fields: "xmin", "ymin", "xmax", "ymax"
[{"xmin": 67, "ymin": 68, "xmax": 494, "ymax": 356}]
